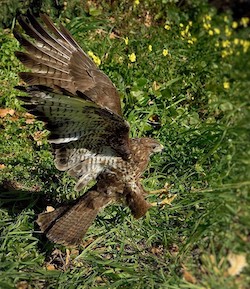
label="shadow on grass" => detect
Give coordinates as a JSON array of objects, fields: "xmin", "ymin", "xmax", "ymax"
[{"xmin": 0, "ymin": 180, "xmax": 128, "ymax": 260}]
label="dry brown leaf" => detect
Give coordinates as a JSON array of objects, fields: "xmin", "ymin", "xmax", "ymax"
[
  {"xmin": 183, "ymin": 268, "xmax": 197, "ymax": 284},
  {"xmin": 9, "ymin": 115, "xmax": 19, "ymax": 122},
  {"xmin": 151, "ymin": 245, "xmax": 163, "ymax": 255},
  {"xmin": 81, "ymin": 237, "xmax": 95, "ymax": 248},
  {"xmin": 152, "ymin": 81, "xmax": 160, "ymax": 91},
  {"xmin": 46, "ymin": 264, "xmax": 56, "ymax": 271},
  {"xmin": 70, "ymin": 248, "xmax": 79, "ymax": 256},
  {"xmin": 209, "ymin": 254, "xmax": 216, "ymax": 265},
  {"xmin": 65, "ymin": 248, "xmax": 71, "ymax": 266},
  {"xmin": 16, "ymin": 281, "xmax": 29, "ymax": 289},
  {"xmin": 0, "ymin": 164, "xmax": 6, "ymax": 169},
  {"xmin": 24, "ymin": 112, "xmax": 35, "ymax": 118},
  {"xmin": 32, "ymin": 131, "xmax": 46, "ymax": 145},
  {"xmin": 169, "ymin": 243, "xmax": 179, "ymax": 257},
  {"xmin": 46, "ymin": 206, "xmax": 55, "ymax": 212},
  {"xmin": 25, "ymin": 118, "xmax": 35, "ymax": 124},
  {"xmin": 227, "ymin": 253, "xmax": 247, "ymax": 276},
  {"xmin": 109, "ymin": 32, "xmax": 117, "ymax": 39},
  {"xmin": 144, "ymin": 11, "xmax": 152, "ymax": 27},
  {"xmin": 33, "ymin": 131, "xmax": 45, "ymax": 141},
  {"xmin": 0, "ymin": 108, "xmax": 15, "ymax": 118}
]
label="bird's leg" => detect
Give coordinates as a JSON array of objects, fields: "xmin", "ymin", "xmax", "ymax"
[
  {"xmin": 148, "ymin": 183, "xmax": 176, "ymax": 207},
  {"xmin": 148, "ymin": 182, "xmax": 170, "ymax": 196},
  {"xmin": 150, "ymin": 194, "xmax": 177, "ymax": 207}
]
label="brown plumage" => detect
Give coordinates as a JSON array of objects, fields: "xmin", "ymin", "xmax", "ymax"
[{"xmin": 15, "ymin": 11, "xmax": 163, "ymax": 246}]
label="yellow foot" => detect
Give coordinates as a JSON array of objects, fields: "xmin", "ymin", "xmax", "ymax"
[
  {"xmin": 151, "ymin": 194, "xmax": 177, "ymax": 207},
  {"xmin": 149, "ymin": 188, "xmax": 168, "ymax": 195},
  {"xmin": 148, "ymin": 182, "xmax": 170, "ymax": 195},
  {"xmin": 149, "ymin": 182, "xmax": 176, "ymax": 207}
]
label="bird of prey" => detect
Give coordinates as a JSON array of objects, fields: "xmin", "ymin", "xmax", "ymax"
[{"xmin": 14, "ymin": 11, "xmax": 163, "ymax": 246}]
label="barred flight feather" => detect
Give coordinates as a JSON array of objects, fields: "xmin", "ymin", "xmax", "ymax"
[{"xmin": 15, "ymin": 10, "xmax": 122, "ymax": 114}]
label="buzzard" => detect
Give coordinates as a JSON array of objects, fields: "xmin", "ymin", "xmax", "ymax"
[{"xmin": 14, "ymin": 11, "xmax": 163, "ymax": 246}]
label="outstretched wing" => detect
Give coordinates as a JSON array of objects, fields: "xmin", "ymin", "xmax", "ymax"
[
  {"xmin": 14, "ymin": 10, "xmax": 122, "ymax": 115},
  {"xmin": 17, "ymin": 85, "xmax": 130, "ymax": 191}
]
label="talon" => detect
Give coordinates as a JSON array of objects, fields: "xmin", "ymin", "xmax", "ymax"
[
  {"xmin": 149, "ymin": 182, "xmax": 171, "ymax": 196},
  {"xmin": 149, "ymin": 188, "xmax": 168, "ymax": 195},
  {"xmin": 151, "ymin": 195, "xmax": 177, "ymax": 207}
]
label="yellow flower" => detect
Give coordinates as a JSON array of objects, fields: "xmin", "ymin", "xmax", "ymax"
[
  {"xmin": 232, "ymin": 21, "xmax": 238, "ymax": 29},
  {"xmin": 148, "ymin": 45, "xmax": 152, "ymax": 52},
  {"xmin": 241, "ymin": 40, "xmax": 250, "ymax": 53},
  {"xmin": 224, "ymin": 15, "xmax": 229, "ymax": 22},
  {"xmin": 180, "ymin": 30, "xmax": 186, "ymax": 37},
  {"xmin": 88, "ymin": 51, "xmax": 94, "ymax": 58},
  {"xmin": 179, "ymin": 23, "xmax": 184, "ymax": 28},
  {"xmin": 187, "ymin": 39, "xmax": 194, "ymax": 44},
  {"xmin": 234, "ymin": 38, "xmax": 240, "ymax": 45},
  {"xmin": 240, "ymin": 17, "xmax": 249, "ymax": 27},
  {"xmin": 208, "ymin": 30, "xmax": 214, "ymax": 36},
  {"xmin": 205, "ymin": 15, "xmax": 212, "ymax": 21},
  {"xmin": 128, "ymin": 53, "xmax": 136, "ymax": 62},
  {"xmin": 203, "ymin": 23, "xmax": 211, "ymax": 30},
  {"xmin": 164, "ymin": 24, "xmax": 171, "ymax": 30},
  {"xmin": 162, "ymin": 49, "xmax": 169, "ymax": 56},
  {"xmin": 221, "ymin": 50, "xmax": 228, "ymax": 58},
  {"xmin": 124, "ymin": 37, "xmax": 129, "ymax": 45},
  {"xmin": 189, "ymin": 21, "xmax": 193, "ymax": 26},
  {"xmin": 223, "ymin": 82, "xmax": 230, "ymax": 89},
  {"xmin": 214, "ymin": 28, "xmax": 220, "ymax": 34},
  {"xmin": 134, "ymin": 0, "xmax": 140, "ymax": 6},
  {"xmin": 87, "ymin": 51, "xmax": 101, "ymax": 66},
  {"xmin": 225, "ymin": 26, "xmax": 232, "ymax": 37},
  {"xmin": 222, "ymin": 40, "xmax": 230, "ymax": 48}
]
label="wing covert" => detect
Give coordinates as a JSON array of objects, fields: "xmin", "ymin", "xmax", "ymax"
[{"xmin": 16, "ymin": 86, "xmax": 130, "ymax": 191}]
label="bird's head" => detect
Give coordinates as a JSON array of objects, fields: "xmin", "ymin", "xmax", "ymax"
[
  {"xmin": 144, "ymin": 138, "xmax": 164, "ymax": 155},
  {"xmin": 131, "ymin": 137, "xmax": 164, "ymax": 156}
]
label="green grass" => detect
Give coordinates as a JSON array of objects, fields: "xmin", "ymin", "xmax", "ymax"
[{"xmin": 0, "ymin": 1, "xmax": 250, "ymax": 288}]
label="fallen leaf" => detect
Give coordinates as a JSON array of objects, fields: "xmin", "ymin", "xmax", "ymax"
[
  {"xmin": 169, "ymin": 243, "xmax": 179, "ymax": 256},
  {"xmin": 46, "ymin": 264, "xmax": 56, "ymax": 271},
  {"xmin": 109, "ymin": 32, "xmax": 117, "ymax": 39},
  {"xmin": 33, "ymin": 131, "xmax": 46, "ymax": 141},
  {"xmin": 0, "ymin": 108, "xmax": 15, "ymax": 118},
  {"xmin": 144, "ymin": 11, "xmax": 152, "ymax": 27},
  {"xmin": 182, "ymin": 266, "xmax": 197, "ymax": 284},
  {"xmin": 46, "ymin": 206, "xmax": 55, "ymax": 212},
  {"xmin": 81, "ymin": 237, "xmax": 95, "ymax": 248},
  {"xmin": 0, "ymin": 164, "xmax": 6, "ymax": 169},
  {"xmin": 32, "ymin": 131, "xmax": 46, "ymax": 145},
  {"xmin": 152, "ymin": 81, "xmax": 160, "ymax": 91},
  {"xmin": 16, "ymin": 281, "xmax": 29, "ymax": 289},
  {"xmin": 25, "ymin": 118, "xmax": 35, "ymax": 124},
  {"xmin": 151, "ymin": 245, "xmax": 163, "ymax": 255},
  {"xmin": 65, "ymin": 248, "xmax": 71, "ymax": 266},
  {"xmin": 24, "ymin": 112, "xmax": 35, "ymax": 118},
  {"xmin": 227, "ymin": 253, "xmax": 247, "ymax": 276}
]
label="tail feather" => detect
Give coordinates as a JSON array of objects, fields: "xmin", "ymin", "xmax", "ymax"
[{"xmin": 37, "ymin": 190, "xmax": 112, "ymax": 246}]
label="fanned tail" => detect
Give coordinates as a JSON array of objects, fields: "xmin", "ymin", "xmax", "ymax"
[{"xmin": 37, "ymin": 190, "xmax": 112, "ymax": 246}]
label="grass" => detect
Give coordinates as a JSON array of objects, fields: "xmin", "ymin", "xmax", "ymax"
[{"xmin": 0, "ymin": 1, "xmax": 250, "ymax": 288}]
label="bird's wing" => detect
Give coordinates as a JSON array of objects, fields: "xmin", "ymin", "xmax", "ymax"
[
  {"xmin": 17, "ymin": 85, "xmax": 130, "ymax": 191},
  {"xmin": 14, "ymin": 10, "xmax": 122, "ymax": 115}
]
